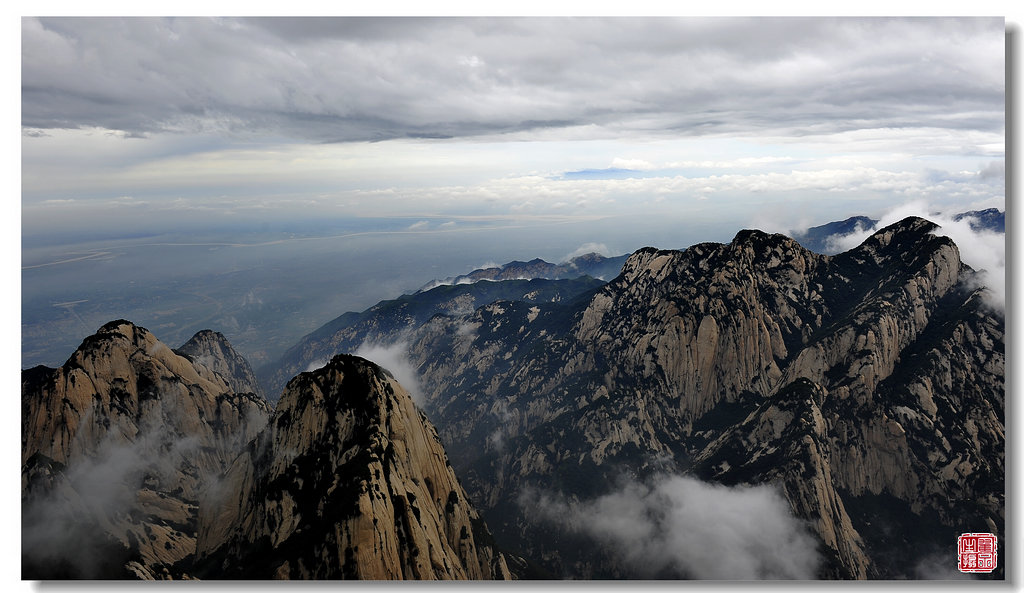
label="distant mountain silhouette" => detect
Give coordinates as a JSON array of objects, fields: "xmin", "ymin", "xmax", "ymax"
[{"xmin": 794, "ymin": 209, "xmax": 1003, "ymax": 254}]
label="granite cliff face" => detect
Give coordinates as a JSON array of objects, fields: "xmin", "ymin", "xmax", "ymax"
[
  {"xmin": 192, "ymin": 354, "xmax": 511, "ymax": 580},
  {"xmin": 176, "ymin": 329, "xmax": 265, "ymax": 400},
  {"xmin": 397, "ymin": 217, "xmax": 1003, "ymax": 579},
  {"xmin": 23, "ymin": 322, "xmax": 511, "ymax": 581},
  {"xmin": 24, "ymin": 215, "xmax": 1003, "ymax": 580},
  {"xmin": 21, "ymin": 321, "xmax": 271, "ymax": 579}
]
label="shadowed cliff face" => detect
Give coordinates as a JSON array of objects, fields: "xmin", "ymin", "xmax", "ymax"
[
  {"xmin": 402, "ymin": 217, "xmax": 1003, "ymax": 579},
  {"xmin": 21, "ymin": 321, "xmax": 272, "ymax": 579},
  {"xmin": 192, "ymin": 354, "xmax": 512, "ymax": 580},
  {"xmin": 259, "ymin": 276, "xmax": 607, "ymax": 401}
]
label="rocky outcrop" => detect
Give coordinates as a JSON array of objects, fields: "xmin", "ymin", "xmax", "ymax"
[
  {"xmin": 398, "ymin": 217, "xmax": 1003, "ymax": 579},
  {"xmin": 192, "ymin": 354, "xmax": 511, "ymax": 580},
  {"xmin": 21, "ymin": 320, "xmax": 272, "ymax": 579},
  {"xmin": 23, "ymin": 322, "xmax": 511, "ymax": 581},
  {"xmin": 177, "ymin": 329, "xmax": 265, "ymax": 399}
]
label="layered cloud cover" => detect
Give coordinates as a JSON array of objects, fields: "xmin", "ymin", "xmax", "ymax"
[
  {"xmin": 22, "ymin": 17, "xmax": 1004, "ymax": 240},
  {"xmin": 526, "ymin": 473, "xmax": 821, "ymax": 579},
  {"xmin": 22, "ymin": 17, "xmax": 1003, "ymax": 144}
]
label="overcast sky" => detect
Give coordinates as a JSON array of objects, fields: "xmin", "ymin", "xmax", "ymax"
[{"xmin": 21, "ymin": 17, "xmax": 1005, "ymax": 239}]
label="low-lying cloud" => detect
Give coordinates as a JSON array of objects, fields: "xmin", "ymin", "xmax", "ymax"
[
  {"xmin": 354, "ymin": 340, "xmax": 423, "ymax": 405},
  {"xmin": 525, "ymin": 473, "xmax": 821, "ymax": 579},
  {"xmin": 825, "ymin": 200, "xmax": 1005, "ymax": 311},
  {"xmin": 22, "ymin": 413, "xmax": 204, "ymax": 577},
  {"xmin": 913, "ymin": 552, "xmax": 975, "ymax": 580}
]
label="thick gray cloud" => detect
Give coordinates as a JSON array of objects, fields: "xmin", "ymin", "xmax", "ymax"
[{"xmin": 22, "ymin": 17, "xmax": 1004, "ymax": 144}]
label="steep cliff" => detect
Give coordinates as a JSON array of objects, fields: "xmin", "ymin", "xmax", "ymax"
[
  {"xmin": 192, "ymin": 354, "xmax": 512, "ymax": 580},
  {"xmin": 401, "ymin": 217, "xmax": 1003, "ymax": 578},
  {"xmin": 177, "ymin": 329, "xmax": 265, "ymax": 399},
  {"xmin": 21, "ymin": 321, "xmax": 272, "ymax": 579},
  {"xmin": 23, "ymin": 323, "xmax": 511, "ymax": 581}
]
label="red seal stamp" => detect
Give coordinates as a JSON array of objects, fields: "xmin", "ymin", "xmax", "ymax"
[{"xmin": 958, "ymin": 533, "xmax": 998, "ymax": 573}]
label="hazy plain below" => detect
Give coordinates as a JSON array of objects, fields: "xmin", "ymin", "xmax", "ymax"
[{"xmin": 22, "ymin": 214, "xmax": 735, "ymax": 370}]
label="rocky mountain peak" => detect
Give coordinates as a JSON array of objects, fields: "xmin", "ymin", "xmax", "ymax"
[
  {"xmin": 617, "ymin": 246, "xmax": 660, "ymax": 277},
  {"xmin": 729, "ymin": 227, "xmax": 801, "ymax": 250},
  {"xmin": 22, "ymin": 321, "xmax": 272, "ymax": 579},
  {"xmin": 855, "ymin": 216, "xmax": 943, "ymax": 254},
  {"xmin": 192, "ymin": 353, "xmax": 511, "ymax": 580},
  {"xmin": 567, "ymin": 252, "xmax": 606, "ymax": 266},
  {"xmin": 73, "ymin": 319, "xmax": 167, "ymax": 365},
  {"xmin": 176, "ymin": 329, "xmax": 265, "ymax": 399},
  {"xmin": 401, "ymin": 216, "xmax": 1002, "ymax": 578}
]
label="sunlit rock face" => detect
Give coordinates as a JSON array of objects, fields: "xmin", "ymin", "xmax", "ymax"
[
  {"xmin": 176, "ymin": 329, "xmax": 266, "ymax": 400},
  {"xmin": 192, "ymin": 354, "xmax": 512, "ymax": 580},
  {"xmin": 22, "ymin": 324, "xmax": 511, "ymax": 581},
  {"xmin": 22, "ymin": 321, "xmax": 271, "ymax": 579},
  {"xmin": 403, "ymin": 217, "xmax": 1003, "ymax": 579}
]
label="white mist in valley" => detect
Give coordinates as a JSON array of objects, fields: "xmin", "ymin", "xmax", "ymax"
[{"xmin": 525, "ymin": 473, "xmax": 821, "ymax": 579}]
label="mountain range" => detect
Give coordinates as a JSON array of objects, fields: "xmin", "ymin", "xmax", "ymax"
[
  {"xmin": 415, "ymin": 252, "xmax": 629, "ymax": 292},
  {"xmin": 22, "ymin": 215, "xmax": 1004, "ymax": 580},
  {"xmin": 258, "ymin": 275, "xmax": 607, "ymax": 400},
  {"xmin": 393, "ymin": 216, "xmax": 1003, "ymax": 578},
  {"xmin": 22, "ymin": 322, "xmax": 511, "ymax": 579},
  {"xmin": 793, "ymin": 208, "xmax": 1004, "ymax": 254}
]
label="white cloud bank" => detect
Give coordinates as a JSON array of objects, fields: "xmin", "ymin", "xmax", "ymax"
[
  {"xmin": 525, "ymin": 473, "xmax": 821, "ymax": 579},
  {"xmin": 21, "ymin": 17, "xmax": 1003, "ymax": 232}
]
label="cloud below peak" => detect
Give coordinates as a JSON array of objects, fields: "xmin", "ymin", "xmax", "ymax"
[{"xmin": 525, "ymin": 473, "xmax": 821, "ymax": 579}]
